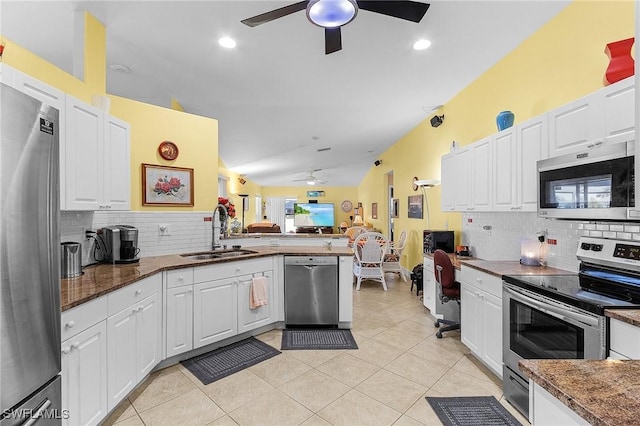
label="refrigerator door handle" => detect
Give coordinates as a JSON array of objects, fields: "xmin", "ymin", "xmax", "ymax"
[{"xmin": 22, "ymin": 398, "xmax": 52, "ymax": 426}]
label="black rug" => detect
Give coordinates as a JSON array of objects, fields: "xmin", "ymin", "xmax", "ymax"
[
  {"xmin": 281, "ymin": 328, "xmax": 358, "ymax": 350},
  {"xmin": 181, "ymin": 337, "xmax": 280, "ymax": 385},
  {"xmin": 426, "ymin": 396, "xmax": 522, "ymax": 426}
]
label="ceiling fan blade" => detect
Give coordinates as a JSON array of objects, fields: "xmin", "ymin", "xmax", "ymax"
[
  {"xmin": 241, "ymin": 1, "xmax": 308, "ymax": 27},
  {"xmin": 357, "ymin": 1, "xmax": 430, "ymax": 23},
  {"xmin": 325, "ymin": 27, "xmax": 342, "ymax": 54}
]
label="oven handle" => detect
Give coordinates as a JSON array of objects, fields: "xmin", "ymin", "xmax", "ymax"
[{"xmin": 504, "ymin": 286, "xmax": 599, "ymax": 328}]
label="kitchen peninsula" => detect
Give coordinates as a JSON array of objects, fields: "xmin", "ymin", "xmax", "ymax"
[{"xmin": 60, "ymin": 244, "xmax": 353, "ymax": 426}]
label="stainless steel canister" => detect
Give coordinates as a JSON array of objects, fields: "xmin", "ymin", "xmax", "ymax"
[{"xmin": 61, "ymin": 242, "xmax": 82, "ymax": 278}]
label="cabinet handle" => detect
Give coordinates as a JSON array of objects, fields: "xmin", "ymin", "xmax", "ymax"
[
  {"xmin": 65, "ymin": 320, "xmax": 75, "ymax": 329},
  {"xmin": 587, "ymin": 143, "xmax": 594, "ymax": 148},
  {"xmin": 187, "ymin": 288, "xmax": 193, "ymax": 294},
  {"xmin": 476, "ymin": 278, "xmax": 482, "ymax": 283},
  {"xmin": 594, "ymin": 140, "xmax": 603, "ymax": 146},
  {"xmin": 177, "ymin": 276, "xmax": 184, "ymax": 282},
  {"xmin": 138, "ymin": 305, "xmax": 144, "ymax": 312},
  {"xmin": 61, "ymin": 347, "xmax": 70, "ymax": 355},
  {"xmin": 135, "ymin": 289, "xmax": 142, "ymax": 296},
  {"xmin": 132, "ymin": 307, "xmax": 138, "ymax": 314},
  {"xmin": 71, "ymin": 342, "xmax": 80, "ymax": 350}
]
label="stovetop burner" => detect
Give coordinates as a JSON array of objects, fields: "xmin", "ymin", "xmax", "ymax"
[{"xmin": 503, "ymin": 237, "xmax": 640, "ymax": 314}]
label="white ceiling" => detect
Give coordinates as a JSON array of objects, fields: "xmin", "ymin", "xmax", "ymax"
[{"xmin": 1, "ymin": 0, "xmax": 570, "ymax": 187}]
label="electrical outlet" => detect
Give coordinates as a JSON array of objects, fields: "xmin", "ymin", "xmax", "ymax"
[{"xmin": 158, "ymin": 224, "xmax": 170, "ymax": 236}]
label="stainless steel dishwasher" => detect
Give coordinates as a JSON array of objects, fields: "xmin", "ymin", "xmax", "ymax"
[{"xmin": 284, "ymin": 256, "xmax": 338, "ymax": 326}]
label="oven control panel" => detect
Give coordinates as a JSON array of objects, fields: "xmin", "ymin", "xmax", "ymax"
[{"xmin": 577, "ymin": 237, "xmax": 640, "ymax": 270}]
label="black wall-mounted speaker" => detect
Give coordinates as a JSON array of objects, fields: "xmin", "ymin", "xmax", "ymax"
[{"xmin": 430, "ymin": 115, "xmax": 444, "ymax": 128}]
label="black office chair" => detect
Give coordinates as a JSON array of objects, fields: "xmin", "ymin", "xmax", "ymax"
[{"xmin": 433, "ymin": 249, "xmax": 461, "ymax": 338}]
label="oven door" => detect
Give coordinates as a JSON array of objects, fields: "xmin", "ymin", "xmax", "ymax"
[{"xmin": 503, "ymin": 284, "xmax": 606, "ymax": 371}]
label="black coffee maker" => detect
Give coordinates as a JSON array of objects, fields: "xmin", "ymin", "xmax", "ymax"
[{"xmin": 102, "ymin": 225, "xmax": 140, "ymax": 264}]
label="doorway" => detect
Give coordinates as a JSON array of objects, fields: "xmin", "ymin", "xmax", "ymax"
[{"xmin": 387, "ymin": 172, "xmax": 394, "ymax": 241}]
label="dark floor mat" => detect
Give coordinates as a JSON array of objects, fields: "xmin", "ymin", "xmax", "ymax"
[
  {"xmin": 281, "ymin": 328, "xmax": 358, "ymax": 350},
  {"xmin": 426, "ymin": 396, "xmax": 523, "ymax": 426},
  {"xmin": 181, "ymin": 337, "xmax": 280, "ymax": 385}
]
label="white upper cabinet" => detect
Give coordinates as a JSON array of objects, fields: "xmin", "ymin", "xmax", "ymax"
[
  {"xmin": 548, "ymin": 92, "xmax": 604, "ymax": 157},
  {"xmin": 493, "ymin": 114, "xmax": 548, "ymax": 212},
  {"xmin": 65, "ymin": 96, "xmax": 104, "ymax": 210},
  {"xmin": 517, "ymin": 114, "xmax": 548, "ymax": 211},
  {"xmin": 601, "ymin": 76, "xmax": 635, "ymax": 145},
  {"xmin": 549, "ymin": 77, "xmax": 635, "ymax": 157},
  {"xmin": 470, "ymin": 137, "xmax": 492, "ymax": 211},
  {"xmin": 453, "ymin": 147, "xmax": 472, "ymax": 211},
  {"xmin": 104, "ymin": 116, "xmax": 131, "ymax": 210},
  {"xmin": 65, "ymin": 95, "xmax": 130, "ymax": 211},
  {"xmin": 440, "ymin": 153, "xmax": 456, "ymax": 212},
  {"xmin": 492, "ymin": 127, "xmax": 517, "ymax": 211}
]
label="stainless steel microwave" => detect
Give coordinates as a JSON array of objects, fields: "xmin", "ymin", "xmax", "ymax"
[{"xmin": 537, "ymin": 141, "xmax": 636, "ymax": 221}]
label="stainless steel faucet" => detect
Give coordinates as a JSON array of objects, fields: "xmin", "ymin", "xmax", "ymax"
[{"xmin": 212, "ymin": 203, "xmax": 228, "ymax": 250}]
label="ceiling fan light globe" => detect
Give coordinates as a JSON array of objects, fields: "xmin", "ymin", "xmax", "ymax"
[
  {"xmin": 306, "ymin": 0, "xmax": 358, "ymax": 28},
  {"xmin": 307, "ymin": 180, "xmax": 316, "ymax": 185}
]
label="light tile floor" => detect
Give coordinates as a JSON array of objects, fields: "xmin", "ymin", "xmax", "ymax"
[{"xmin": 103, "ymin": 274, "xmax": 529, "ymax": 426}]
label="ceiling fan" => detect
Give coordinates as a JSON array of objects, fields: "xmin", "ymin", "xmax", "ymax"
[
  {"xmin": 241, "ymin": 0, "xmax": 430, "ymax": 54},
  {"xmin": 293, "ymin": 171, "xmax": 327, "ymax": 185}
]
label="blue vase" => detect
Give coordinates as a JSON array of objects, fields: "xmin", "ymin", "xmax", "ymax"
[{"xmin": 496, "ymin": 110, "xmax": 515, "ymax": 131}]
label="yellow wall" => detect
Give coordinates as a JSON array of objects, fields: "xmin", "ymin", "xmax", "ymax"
[
  {"xmin": 362, "ymin": 0, "xmax": 636, "ymax": 270},
  {"xmin": 261, "ymin": 187, "xmax": 359, "ymax": 229},
  {"xmin": 1, "ymin": 12, "xmax": 220, "ymax": 211}
]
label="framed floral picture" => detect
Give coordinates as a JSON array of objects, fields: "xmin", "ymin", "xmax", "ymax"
[{"xmin": 142, "ymin": 163, "xmax": 194, "ymax": 206}]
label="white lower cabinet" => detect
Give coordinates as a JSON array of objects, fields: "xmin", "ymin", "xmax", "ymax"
[
  {"xmin": 164, "ymin": 258, "xmax": 276, "ymax": 357},
  {"xmin": 459, "ymin": 266, "xmax": 503, "ymax": 378},
  {"xmin": 531, "ymin": 382, "xmax": 589, "ymax": 426},
  {"xmin": 608, "ymin": 317, "xmax": 640, "ymax": 359},
  {"xmin": 61, "ymin": 321, "xmax": 107, "ymax": 426},
  {"xmin": 237, "ymin": 271, "xmax": 273, "ymax": 334},
  {"xmin": 166, "ymin": 285, "xmax": 194, "ymax": 357},
  {"xmin": 194, "ymin": 277, "xmax": 238, "ymax": 348},
  {"xmin": 106, "ymin": 276, "xmax": 161, "ymax": 411}
]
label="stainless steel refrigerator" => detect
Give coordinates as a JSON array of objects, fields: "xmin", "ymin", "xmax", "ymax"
[{"xmin": 1, "ymin": 83, "xmax": 62, "ymax": 424}]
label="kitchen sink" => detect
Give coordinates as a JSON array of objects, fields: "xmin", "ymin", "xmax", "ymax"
[{"xmin": 180, "ymin": 249, "xmax": 257, "ymax": 261}]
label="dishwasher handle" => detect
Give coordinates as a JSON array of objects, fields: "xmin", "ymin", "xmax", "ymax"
[{"xmin": 284, "ymin": 256, "xmax": 338, "ymax": 266}]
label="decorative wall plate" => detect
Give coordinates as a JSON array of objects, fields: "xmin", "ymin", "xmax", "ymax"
[
  {"xmin": 340, "ymin": 199, "xmax": 353, "ymax": 213},
  {"xmin": 158, "ymin": 141, "xmax": 179, "ymax": 160}
]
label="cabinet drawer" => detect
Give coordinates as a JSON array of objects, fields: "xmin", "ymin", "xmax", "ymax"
[
  {"xmin": 609, "ymin": 318, "xmax": 640, "ymax": 359},
  {"xmin": 107, "ymin": 274, "xmax": 161, "ymax": 316},
  {"xmin": 193, "ymin": 258, "xmax": 272, "ymax": 283},
  {"xmin": 166, "ymin": 267, "xmax": 194, "ymax": 289},
  {"xmin": 460, "ymin": 266, "xmax": 502, "ymax": 298},
  {"xmin": 61, "ymin": 296, "xmax": 108, "ymax": 342}
]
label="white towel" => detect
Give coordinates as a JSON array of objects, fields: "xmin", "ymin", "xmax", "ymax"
[{"xmin": 250, "ymin": 276, "xmax": 268, "ymax": 309}]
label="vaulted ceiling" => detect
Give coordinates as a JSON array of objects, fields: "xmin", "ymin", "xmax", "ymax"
[{"xmin": 1, "ymin": 1, "xmax": 570, "ymax": 186}]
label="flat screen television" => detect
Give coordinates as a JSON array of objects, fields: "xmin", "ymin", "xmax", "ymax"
[{"xmin": 294, "ymin": 203, "xmax": 335, "ymax": 227}]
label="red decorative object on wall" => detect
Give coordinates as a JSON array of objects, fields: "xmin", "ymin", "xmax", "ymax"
[{"xmin": 603, "ymin": 37, "xmax": 635, "ymax": 86}]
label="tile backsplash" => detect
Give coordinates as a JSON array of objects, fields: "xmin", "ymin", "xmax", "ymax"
[
  {"xmin": 63, "ymin": 210, "xmax": 640, "ymax": 272},
  {"xmin": 461, "ymin": 212, "xmax": 640, "ymax": 273},
  {"xmin": 61, "ymin": 211, "xmax": 214, "ymax": 265}
]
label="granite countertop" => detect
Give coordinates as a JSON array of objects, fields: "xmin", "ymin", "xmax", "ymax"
[
  {"xmin": 424, "ymin": 252, "xmax": 573, "ymax": 276},
  {"xmin": 519, "ymin": 359, "xmax": 640, "ymax": 426},
  {"xmin": 461, "ymin": 259, "xmax": 573, "ymax": 277},
  {"xmin": 605, "ymin": 309, "xmax": 640, "ymax": 327},
  {"xmin": 62, "ymin": 245, "xmax": 352, "ymax": 311},
  {"xmin": 228, "ymin": 233, "xmax": 348, "ymax": 239}
]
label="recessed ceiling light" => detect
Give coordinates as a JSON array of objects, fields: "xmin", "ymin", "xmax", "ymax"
[
  {"xmin": 413, "ymin": 39, "xmax": 431, "ymax": 51},
  {"xmin": 219, "ymin": 37, "xmax": 237, "ymax": 49},
  {"xmin": 109, "ymin": 64, "xmax": 131, "ymax": 73}
]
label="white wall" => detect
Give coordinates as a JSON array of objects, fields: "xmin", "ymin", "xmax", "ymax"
[
  {"xmin": 461, "ymin": 212, "xmax": 640, "ymax": 272},
  {"xmin": 61, "ymin": 211, "xmax": 213, "ymax": 265}
]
